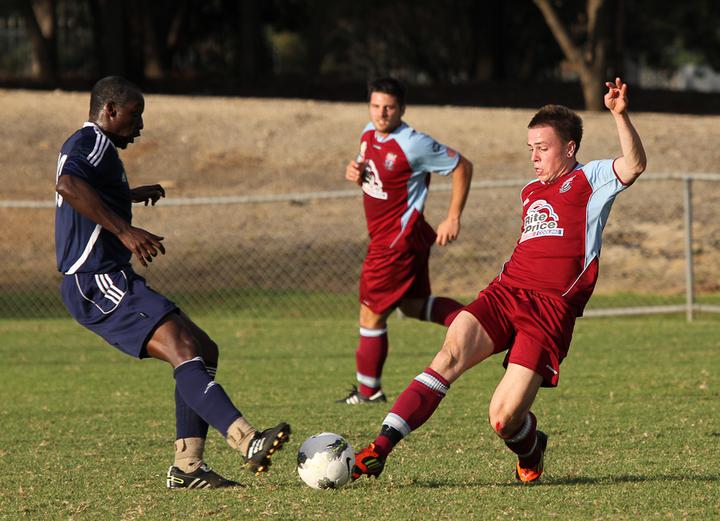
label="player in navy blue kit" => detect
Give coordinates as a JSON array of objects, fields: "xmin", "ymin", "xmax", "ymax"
[{"xmin": 55, "ymin": 76, "xmax": 290, "ymax": 489}]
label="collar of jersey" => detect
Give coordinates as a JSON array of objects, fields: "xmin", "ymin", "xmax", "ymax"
[
  {"xmin": 374, "ymin": 122, "xmax": 407, "ymax": 142},
  {"xmin": 83, "ymin": 121, "xmax": 117, "ymax": 151},
  {"xmin": 540, "ymin": 162, "xmax": 581, "ymax": 185}
]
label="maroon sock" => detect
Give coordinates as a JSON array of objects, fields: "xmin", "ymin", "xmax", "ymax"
[
  {"xmin": 373, "ymin": 367, "xmax": 450, "ymax": 457},
  {"xmin": 425, "ymin": 296, "xmax": 464, "ymax": 326},
  {"xmin": 355, "ymin": 327, "xmax": 388, "ymax": 397},
  {"xmin": 503, "ymin": 412, "xmax": 541, "ymax": 467}
]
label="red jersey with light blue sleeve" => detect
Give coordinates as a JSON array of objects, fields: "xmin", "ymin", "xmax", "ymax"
[
  {"xmin": 357, "ymin": 122, "xmax": 460, "ymax": 251},
  {"xmin": 498, "ymin": 159, "xmax": 629, "ymax": 315}
]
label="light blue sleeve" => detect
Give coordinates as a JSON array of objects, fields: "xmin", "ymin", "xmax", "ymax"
[
  {"xmin": 582, "ymin": 159, "xmax": 627, "ymax": 196},
  {"xmin": 398, "ymin": 129, "xmax": 460, "ymax": 176}
]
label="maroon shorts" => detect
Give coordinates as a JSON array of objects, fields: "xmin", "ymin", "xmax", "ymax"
[
  {"xmin": 463, "ymin": 280, "xmax": 576, "ymax": 387},
  {"xmin": 359, "ymin": 245, "xmax": 431, "ymax": 315}
]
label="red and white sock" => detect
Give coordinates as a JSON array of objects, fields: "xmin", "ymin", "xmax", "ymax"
[
  {"xmin": 424, "ymin": 295, "xmax": 464, "ymax": 327},
  {"xmin": 373, "ymin": 367, "xmax": 449, "ymax": 457},
  {"xmin": 355, "ymin": 327, "xmax": 388, "ymax": 397}
]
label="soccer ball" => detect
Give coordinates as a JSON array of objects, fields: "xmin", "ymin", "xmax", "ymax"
[{"xmin": 297, "ymin": 432, "xmax": 355, "ymax": 489}]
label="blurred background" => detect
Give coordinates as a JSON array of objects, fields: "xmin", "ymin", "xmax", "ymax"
[
  {"xmin": 2, "ymin": 0, "xmax": 720, "ymax": 111},
  {"xmin": 2, "ymin": 0, "xmax": 720, "ymax": 320}
]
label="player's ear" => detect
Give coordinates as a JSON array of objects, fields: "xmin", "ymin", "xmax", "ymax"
[
  {"xmin": 104, "ymin": 101, "xmax": 117, "ymax": 118},
  {"xmin": 567, "ymin": 140, "xmax": 576, "ymax": 157}
]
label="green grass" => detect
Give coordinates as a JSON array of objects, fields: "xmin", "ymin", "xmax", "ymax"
[
  {"xmin": 4, "ymin": 289, "xmax": 720, "ymax": 319},
  {"xmin": 1, "ymin": 314, "xmax": 719, "ymax": 520}
]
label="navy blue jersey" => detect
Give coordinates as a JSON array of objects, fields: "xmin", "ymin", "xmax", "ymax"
[{"xmin": 55, "ymin": 123, "xmax": 132, "ymax": 274}]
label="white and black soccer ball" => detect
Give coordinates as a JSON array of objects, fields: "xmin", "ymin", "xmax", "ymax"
[{"xmin": 297, "ymin": 432, "xmax": 355, "ymax": 490}]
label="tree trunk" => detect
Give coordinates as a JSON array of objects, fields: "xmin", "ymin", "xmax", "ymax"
[
  {"xmin": 21, "ymin": 0, "xmax": 57, "ymax": 82},
  {"xmin": 142, "ymin": 9, "xmax": 164, "ymax": 80},
  {"xmin": 580, "ymin": 68, "xmax": 605, "ymax": 111},
  {"xmin": 534, "ymin": 0, "xmax": 613, "ymax": 111}
]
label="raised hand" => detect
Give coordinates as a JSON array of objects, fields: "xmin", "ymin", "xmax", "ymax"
[{"xmin": 604, "ymin": 77, "xmax": 629, "ymax": 115}]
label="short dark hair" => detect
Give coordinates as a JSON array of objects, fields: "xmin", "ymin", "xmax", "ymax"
[
  {"xmin": 89, "ymin": 76, "xmax": 143, "ymax": 119},
  {"xmin": 367, "ymin": 77, "xmax": 406, "ymax": 107},
  {"xmin": 528, "ymin": 104, "xmax": 583, "ymax": 151}
]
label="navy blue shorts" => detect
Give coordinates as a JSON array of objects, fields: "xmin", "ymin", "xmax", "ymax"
[{"xmin": 61, "ymin": 267, "xmax": 178, "ymax": 358}]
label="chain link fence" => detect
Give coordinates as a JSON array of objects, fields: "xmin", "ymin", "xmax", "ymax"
[{"xmin": 2, "ymin": 174, "xmax": 719, "ymax": 320}]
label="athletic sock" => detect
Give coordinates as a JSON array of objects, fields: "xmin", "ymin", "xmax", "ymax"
[
  {"xmin": 373, "ymin": 367, "xmax": 450, "ymax": 457},
  {"xmin": 503, "ymin": 412, "xmax": 541, "ymax": 467},
  {"xmin": 225, "ymin": 416, "xmax": 258, "ymax": 455},
  {"xmin": 173, "ymin": 357, "xmax": 241, "ymax": 437},
  {"xmin": 355, "ymin": 327, "xmax": 388, "ymax": 397},
  {"xmin": 424, "ymin": 295, "xmax": 464, "ymax": 326},
  {"xmin": 175, "ymin": 363, "xmax": 215, "ymax": 440},
  {"xmin": 174, "ymin": 437, "xmax": 205, "ymax": 473}
]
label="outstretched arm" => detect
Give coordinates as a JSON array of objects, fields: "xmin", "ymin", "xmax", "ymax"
[
  {"xmin": 130, "ymin": 184, "xmax": 165, "ymax": 206},
  {"xmin": 436, "ymin": 155, "xmax": 473, "ymax": 246},
  {"xmin": 56, "ymin": 175, "xmax": 165, "ymax": 267},
  {"xmin": 605, "ymin": 77, "xmax": 647, "ymax": 185}
]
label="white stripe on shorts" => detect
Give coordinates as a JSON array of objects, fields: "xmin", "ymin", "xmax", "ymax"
[{"xmin": 95, "ymin": 274, "xmax": 120, "ymax": 304}]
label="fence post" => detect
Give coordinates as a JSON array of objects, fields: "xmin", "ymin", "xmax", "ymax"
[{"xmin": 683, "ymin": 176, "xmax": 694, "ymax": 322}]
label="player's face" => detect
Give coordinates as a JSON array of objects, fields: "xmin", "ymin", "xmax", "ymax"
[
  {"xmin": 104, "ymin": 97, "xmax": 145, "ymax": 149},
  {"xmin": 527, "ymin": 126, "xmax": 576, "ymax": 183},
  {"xmin": 369, "ymin": 92, "xmax": 404, "ymax": 135}
]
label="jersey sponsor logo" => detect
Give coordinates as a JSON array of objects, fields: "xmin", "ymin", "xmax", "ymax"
[
  {"xmin": 520, "ymin": 199, "xmax": 564, "ymax": 242},
  {"xmin": 362, "ymin": 159, "xmax": 388, "ymax": 200},
  {"xmin": 384, "ymin": 153, "xmax": 397, "ymax": 170},
  {"xmin": 559, "ymin": 175, "xmax": 576, "ymax": 193}
]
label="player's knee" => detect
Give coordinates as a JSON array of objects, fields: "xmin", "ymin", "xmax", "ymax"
[
  {"xmin": 488, "ymin": 410, "xmax": 513, "ymax": 438},
  {"xmin": 170, "ymin": 329, "xmax": 202, "ymax": 363},
  {"xmin": 488, "ymin": 403, "xmax": 523, "ymax": 439}
]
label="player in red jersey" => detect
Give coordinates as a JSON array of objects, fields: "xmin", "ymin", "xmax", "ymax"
[
  {"xmin": 352, "ymin": 78, "xmax": 647, "ymax": 482},
  {"xmin": 337, "ymin": 77, "xmax": 473, "ymax": 405}
]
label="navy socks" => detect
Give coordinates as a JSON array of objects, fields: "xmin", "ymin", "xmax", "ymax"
[{"xmin": 173, "ymin": 357, "xmax": 241, "ymax": 436}]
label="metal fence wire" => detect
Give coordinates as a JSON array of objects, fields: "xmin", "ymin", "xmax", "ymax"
[{"xmin": 2, "ymin": 174, "xmax": 719, "ymax": 320}]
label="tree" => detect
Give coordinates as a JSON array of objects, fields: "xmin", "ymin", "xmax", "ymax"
[
  {"xmin": 534, "ymin": 0, "xmax": 616, "ymax": 110},
  {"xmin": 20, "ymin": 0, "xmax": 57, "ymax": 82}
]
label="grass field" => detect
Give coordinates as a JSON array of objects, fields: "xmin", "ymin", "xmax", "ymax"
[{"xmin": 1, "ymin": 314, "xmax": 718, "ymax": 520}]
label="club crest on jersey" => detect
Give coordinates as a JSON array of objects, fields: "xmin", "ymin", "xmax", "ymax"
[
  {"xmin": 559, "ymin": 175, "xmax": 576, "ymax": 193},
  {"xmin": 520, "ymin": 199, "xmax": 564, "ymax": 243},
  {"xmin": 384, "ymin": 153, "xmax": 397, "ymax": 170}
]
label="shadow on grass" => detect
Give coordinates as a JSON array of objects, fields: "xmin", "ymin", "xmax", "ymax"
[{"xmin": 409, "ymin": 473, "xmax": 720, "ymax": 489}]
